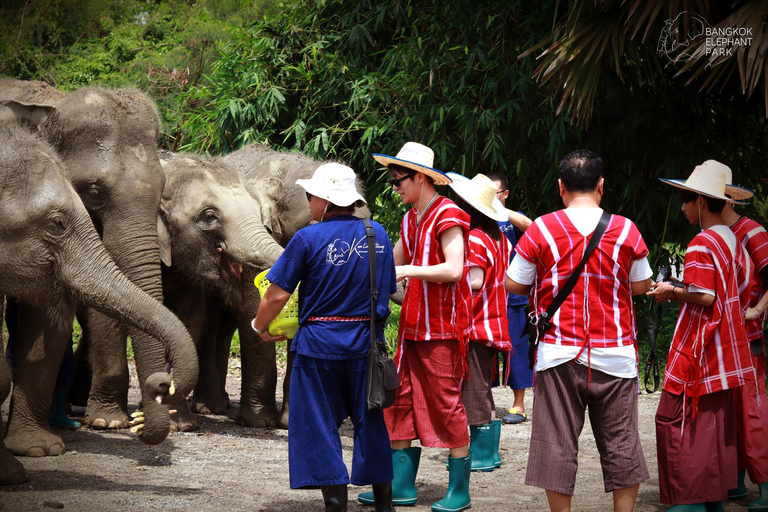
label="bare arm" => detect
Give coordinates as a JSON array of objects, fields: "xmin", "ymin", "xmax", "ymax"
[
  {"xmin": 469, "ymin": 266, "xmax": 484, "ymax": 290},
  {"xmin": 631, "ymin": 278, "xmax": 652, "ymax": 295},
  {"xmin": 746, "ymin": 287, "xmax": 768, "ymax": 320},
  {"xmin": 507, "ymin": 209, "xmax": 532, "ymax": 231},
  {"xmin": 647, "ymin": 281, "xmax": 715, "ymax": 307},
  {"xmin": 252, "ymin": 284, "xmax": 291, "ymax": 342},
  {"xmin": 393, "ymin": 238, "xmax": 406, "ymax": 266},
  {"xmin": 396, "ymin": 225, "xmax": 464, "ymax": 283},
  {"xmin": 505, "ymin": 275, "xmax": 532, "ymax": 296}
]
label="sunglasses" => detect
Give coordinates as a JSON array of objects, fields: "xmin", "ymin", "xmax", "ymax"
[
  {"xmin": 387, "ymin": 170, "xmax": 417, "ymax": 187},
  {"xmin": 305, "ymin": 192, "xmax": 313, "ymax": 201}
]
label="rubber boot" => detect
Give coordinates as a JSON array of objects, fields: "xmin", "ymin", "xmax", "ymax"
[
  {"xmin": 47, "ymin": 389, "xmax": 81, "ymax": 429},
  {"xmin": 704, "ymin": 502, "xmax": 725, "ymax": 512},
  {"xmin": 728, "ymin": 469, "xmax": 748, "ymax": 500},
  {"xmin": 432, "ymin": 454, "xmax": 471, "ymax": 512},
  {"xmin": 321, "ymin": 484, "xmax": 348, "ymax": 512},
  {"xmin": 490, "ymin": 419, "xmax": 501, "ymax": 468},
  {"xmin": 748, "ymin": 482, "xmax": 768, "ymax": 512},
  {"xmin": 469, "ymin": 424, "xmax": 495, "ymax": 472},
  {"xmin": 359, "ymin": 447, "xmax": 421, "ymax": 506},
  {"xmin": 666, "ymin": 505, "xmax": 707, "ymax": 512},
  {"xmin": 372, "ymin": 481, "xmax": 396, "ymax": 512}
]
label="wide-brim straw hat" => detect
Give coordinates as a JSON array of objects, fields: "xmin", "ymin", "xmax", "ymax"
[
  {"xmin": 446, "ymin": 172, "xmax": 508, "ymax": 222},
  {"xmin": 295, "ymin": 163, "xmax": 366, "ymax": 207},
  {"xmin": 719, "ymin": 161, "xmax": 755, "ymax": 201},
  {"xmin": 658, "ymin": 160, "xmax": 747, "ymax": 205},
  {"xmin": 372, "ymin": 142, "xmax": 452, "ymax": 186}
]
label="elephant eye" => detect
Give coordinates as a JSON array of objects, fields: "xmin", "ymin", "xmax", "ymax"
[
  {"xmin": 48, "ymin": 215, "xmax": 67, "ymax": 235},
  {"xmin": 197, "ymin": 208, "xmax": 219, "ymax": 227},
  {"xmin": 80, "ymin": 183, "xmax": 105, "ymax": 209}
]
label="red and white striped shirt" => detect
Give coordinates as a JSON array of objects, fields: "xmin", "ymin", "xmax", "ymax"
[
  {"xmin": 467, "ymin": 228, "xmax": 512, "ymax": 351},
  {"xmin": 663, "ymin": 225, "xmax": 754, "ymax": 398},
  {"xmin": 731, "ymin": 216, "xmax": 768, "ymax": 340},
  {"xmin": 514, "ymin": 210, "xmax": 648, "ymax": 349},
  {"xmin": 399, "ymin": 196, "xmax": 473, "ymax": 343}
]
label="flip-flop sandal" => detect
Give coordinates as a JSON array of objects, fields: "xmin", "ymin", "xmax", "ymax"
[{"xmin": 501, "ymin": 407, "xmax": 527, "ymax": 425}]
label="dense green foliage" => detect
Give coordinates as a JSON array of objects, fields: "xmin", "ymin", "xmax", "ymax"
[{"xmin": 2, "ymin": 0, "xmax": 767, "ymax": 364}]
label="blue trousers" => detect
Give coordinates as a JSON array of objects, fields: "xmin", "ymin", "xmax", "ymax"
[
  {"xmin": 505, "ymin": 303, "xmax": 533, "ymax": 390},
  {"xmin": 289, "ymin": 354, "xmax": 393, "ymax": 489}
]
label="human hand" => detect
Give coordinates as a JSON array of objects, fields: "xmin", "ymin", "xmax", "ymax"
[
  {"xmin": 395, "ymin": 265, "xmax": 412, "ymax": 283},
  {"xmin": 745, "ymin": 307, "xmax": 761, "ymax": 321},
  {"xmin": 647, "ymin": 281, "xmax": 675, "ymax": 303},
  {"xmin": 257, "ymin": 331, "xmax": 287, "ymax": 343}
]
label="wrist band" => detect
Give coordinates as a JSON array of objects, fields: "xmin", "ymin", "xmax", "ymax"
[{"xmin": 672, "ymin": 287, "xmax": 678, "ymax": 301}]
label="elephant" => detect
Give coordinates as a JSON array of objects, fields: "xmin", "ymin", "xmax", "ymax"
[
  {"xmin": 158, "ymin": 151, "xmax": 286, "ymax": 425},
  {"xmin": 221, "ymin": 144, "xmax": 370, "ymax": 428},
  {"xmin": 160, "ymin": 152, "xmax": 283, "ymax": 421},
  {"xmin": 0, "ymin": 121, "xmax": 198, "ymax": 458},
  {"xmin": 0, "ymin": 79, "xmax": 197, "ymax": 432},
  {"xmin": 0, "ymin": 313, "xmax": 27, "ymax": 484}
]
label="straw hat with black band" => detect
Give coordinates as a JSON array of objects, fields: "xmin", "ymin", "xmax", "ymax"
[
  {"xmin": 373, "ymin": 142, "xmax": 452, "ymax": 186},
  {"xmin": 658, "ymin": 160, "xmax": 748, "ymax": 205},
  {"xmin": 716, "ymin": 160, "xmax": 755, "ymax": 202},
  {"xmin": 446, "ymin": 172, "xmax": 508, "ymax": 222}
]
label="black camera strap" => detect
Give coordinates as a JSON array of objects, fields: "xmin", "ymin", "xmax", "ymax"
[
  {"xmin": 362, "ymin": 218, "xmax": 378, "ymax": 352},
  {"xmin": 528, "ymin": 210, "xmax": 612, "ymax": 367}
]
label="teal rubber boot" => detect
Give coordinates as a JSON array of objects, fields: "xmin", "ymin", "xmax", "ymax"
[
  {"xmin": 666, "ymin": 504, "xmax": 706, "ymax": 512},
  {"xmin": 359, "ymin": 447, "xmax": 421, "ymax": 506},
  {"xmin": 729, "ymin": 469, "xmax": 748, "ymax": 500},
  {"xmin": 490, "ymin": 419, "xmax": 501, "ymax": 468},
  {"xmin": 748, "ymin": 481, "xmax": 768, "ymax": 511},
  {"xmin": 704, "ymin": 502, "xmax": 725, "ymax": 512},
  {"xmin": 47, "ymin": 389, "xmax": 81, "ymax": 429},
  {"xmin": 469, "ymin": 424, "xmax": 495, "ymax": 472},
  {"xmin": 432, "ymin": 454, "xmax": 471, "ymax": 512}
]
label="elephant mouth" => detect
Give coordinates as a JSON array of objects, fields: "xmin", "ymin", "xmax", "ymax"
[{"xmin": 220, "ymin": 254, "xmax": 244, "ymax": 302}]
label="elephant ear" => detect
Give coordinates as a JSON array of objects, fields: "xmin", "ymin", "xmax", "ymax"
[
  {"xmin": 157, "ymin": 213, "xmax": 172, "ymax": 267},
  {"xmin": 0, "ymin": 100, "xmax": 54, "ymax": 132},
  {"xmin": 246, "ymin": 160, "xmax": 285, "ymax": 243}
]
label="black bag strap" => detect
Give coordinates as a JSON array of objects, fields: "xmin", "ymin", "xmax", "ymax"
[
  {"xmin": 362, "ymin": 218, "xmax": 378, "ymax": 352},
  {"xmin": 538, "ymin": 210, "xmax": 612, "ymax": 325}
]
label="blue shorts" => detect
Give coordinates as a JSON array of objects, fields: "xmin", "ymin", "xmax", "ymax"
[{"xmin": 505, "ymin": 304, "xmax": 533, "ymax": 390}]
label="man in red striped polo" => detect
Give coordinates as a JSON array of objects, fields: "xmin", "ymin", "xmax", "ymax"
[
  {"xmin": 358, "ymin": 142, "xmax": 474, "ymax": 512},
  {"xmin": 651, "ymin": 160, "xmax": 756, "ymax": 512},
  {"xmin": 507, "ymin": 150, "xmax": 652, "ymax": 512}
]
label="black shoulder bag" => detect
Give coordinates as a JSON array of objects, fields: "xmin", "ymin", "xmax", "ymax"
[
  {"xmin": 527, "ymin": 211, "xmax": 612, "ymax": 370},
  {"xmin": 363, "ymin": 218, "xmax": 400, "ymax": 411}
]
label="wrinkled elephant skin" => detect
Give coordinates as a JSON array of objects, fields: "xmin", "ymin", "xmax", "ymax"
[
  {"xmin": 0, "ymin": 79, "xmax": 198, "ymax": 435},
  {"xmin": 0, "ymin": 112, "xmax": 196, "ymax": 457}
]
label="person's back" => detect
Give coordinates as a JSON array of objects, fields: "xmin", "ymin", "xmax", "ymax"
[{"xmin": 506, "ymin": 150, "xmax": 651, "ymax": 512}]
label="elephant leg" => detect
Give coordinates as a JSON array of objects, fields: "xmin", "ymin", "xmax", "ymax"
[
  {"xmin": 236, "ymin": 318, "xmax": 281, "ymax": 428},
  {"xmin": 130, "ymin": 329, "xmax": 198, "ymax": 433},
  {"xmin": 213, "ymin": 308, "xmax": 235, "ymax": 413},
  {"xmin": 278, "ymin": 339, "xmax": 294, "ymax": 429},
  {"xmin": 81, "ymin": 308, "xmax": 130, "ymax": 429},
  {"xmin": 5, "ymin": 301, "xmax": 70, "ymax": 456},
  {"xmin": 0, "ymin": 329, "xmax": 28, "ymax": 484},
  {"xmin": 190, "ymin": 297, "xmax": 231, "ymax": 416}
]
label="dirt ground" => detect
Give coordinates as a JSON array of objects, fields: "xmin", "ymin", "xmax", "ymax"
[{"xmin": 0, "ymin": 360, "xmax": 760, "ymax": 512}]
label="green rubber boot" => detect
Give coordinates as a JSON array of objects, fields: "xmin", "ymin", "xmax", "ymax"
[
  {"xmin": 666, "ymin": 504, "xmax": 706, "ymax": 512},
  {"xmin": 748, "ymin": 482, "xmax": 768, "ymax": 512},
  {"xmin": 728, "ymin": 469, "xmax": 748, "ymax": 500},
  {"xmin": 705, "ymin": 502, "xmax": 725, "ymax": 512},
  {"xmin": 359, "ymin": 447, "xmax": 421, "ymax": 506},
  {"xmin": 47, "ymin": 389, "xmax": 81, "ymax": 429},
  {"xmin": 432, "ymin": 454, "xmax": 471, "ymax": 512},
  {"xmin": 490, "ymin": 419, "xmax": 501, "ymax": 468},
  {"xmin": 469, "ymin": 424, "xmax": 495, "ymax": 472}
]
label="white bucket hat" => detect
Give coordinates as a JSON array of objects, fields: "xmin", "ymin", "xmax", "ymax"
[
  {"xmin": 658, "ymin": 160, "xmax": 747, "ymax": 205},
  {"xmin": 372, "ymin": 142, "xmax": 452, "ymax": 186},
  {"xmin": 446, "ymin": 172, "xmax": 508, "ymax": 222},
  {"xmin": 295, "ymin": 163, "xmax": 366, "ymax": 207}
]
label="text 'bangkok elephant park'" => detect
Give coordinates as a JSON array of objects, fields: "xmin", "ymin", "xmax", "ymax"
[{"xmin": 1, "ymin": 2, "xmax": 767, "ymax": 512}]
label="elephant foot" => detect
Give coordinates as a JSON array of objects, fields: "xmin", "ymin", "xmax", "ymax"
[
  {"xmin": 5, "ymin": 425, "xmax": 65, "ymax": 457},
  {"xmin": 278, "ymin": 405, "xmax": 289, "ymax": 430},
  {"xmin": 169, "ymin": 402, "xmax": 198, "ymax": 432},
  {"xmin": 190, "ymin": 394, "xmax": 230, "ymax": 416},
  {"xmin": 0, "ymin": 447, "xmax": 28, "ymax": 484},
  {"xmin": 236, "ymin": 405, "xmax": 282, "ymax": 429},
  {"xmin": 84, "ymin": 402, "xmax": 130, "ymax": 430}
]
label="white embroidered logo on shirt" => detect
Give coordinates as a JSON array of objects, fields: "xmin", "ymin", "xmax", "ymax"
[{"xmin": 326, "ymin": 237, "xmax": 384, "ymax": 266}]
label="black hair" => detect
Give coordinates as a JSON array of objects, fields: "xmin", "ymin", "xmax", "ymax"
[
  {"xmin": 389, "ymin": 163, "xmax": 434, "ymax": 185},
  {"xmin": 678, "ymin": 189, "xmax": 726, "ymax": 213},
  {"xmin": 559, "ymin": 150, "xmax": 603, "ymax": 193},
  {"xmin": 454, "ymin": 196, "xmax": 501, "ymax": 241},
  {"xmin": 487, "ymin": 172, "xmax": 508, "ymax": 191},
  {"xmin": 327, "ymin": 200, "xmax": 364, "ymax": 214}
]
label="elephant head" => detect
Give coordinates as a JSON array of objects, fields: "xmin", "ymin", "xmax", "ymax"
[
  {"xmin": 0, "ymin": 117, "xmax": 197, "ymax": 449},
  {"xmin": 158, "ymin": 151, "xmax": 285, "ymax": 307},
  {"xmin": 0, "ymin": 79, "xmax": 195, "ymax": 431}
]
